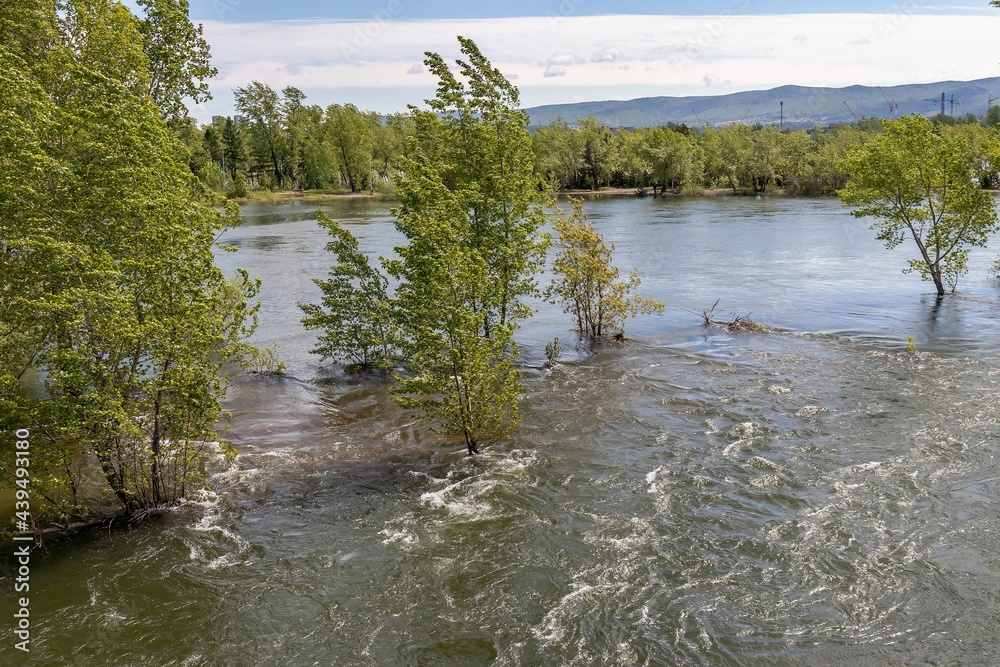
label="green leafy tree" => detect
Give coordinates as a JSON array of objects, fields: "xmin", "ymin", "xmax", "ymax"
[
  {"xmin": 391, "ymin": 37, "xmax": 547, "ymax": 454},
  {"xmin": 546, "ymin": 199, "xmax": 664, "ymax": 339},
  {"xmin": 532, "ymin": 118, "xmax": 585, "ymax": 190},
  {"xmin": 616, "ymin": 127, "xmax": 654, "ymax": 191},
  {"xmin": 416, "ymin": 37, "xmax": 549, "ymax": 333},
  {"xmin": 809, "ymin": 125, "xmax": 869, "ymax": 194},
  {"xmin": 578, "ymin": 116, "xmax": 618, "ymax": 190},
  {"xmin": 234, "ymin": 81, "xmax": 290, "ymax": 188},
  {"xmin": 0, "ymin": 2, "xmax": 257, "ymax": 522},
  {"xmin": 839, "ymin": 114, "xmax": 999, "ymax": 296},
  {"xmin": 642, "ymin": 126, "xmax": 703, "ymax": 193},
  {"xmin": 983, "ymin": 104, "xmax": 1000, "ymax": 128},
  {"xmin": 288, "ymin": 104, "xmax": 334, "ymax": 190},
  {"xmin": 387, "ymin": 161, "xmax": 522, "ymax": 455},
  {"xmin": 299, "ymin": 212, "xmax": 398, "ymax": 371},
  {"xmin": 942, "ymin": 122, "xmax": 1000, "ymax": 189},
  {"xmin": 324, "ymin": 103, "xmax": 378, "ymax": 192},
  {"xmin": 203, "ymin": 121, "xmax": 223, "ymax": 165},
  {"xmin": 371, "ymin": 112, "xmax": 412, "ymax": 188},
  {"xmin": 135, "ymin": 0, "xmax": 216, "ymax": 124},
  {"xmin": 702, "ymin": 124, "xmax": 752, "ymax": 192},
  {"xmin": 221, "ymin": 116, "xmax": 246, "ymax": 181}
]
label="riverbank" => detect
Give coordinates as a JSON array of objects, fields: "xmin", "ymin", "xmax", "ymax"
[
  {"xmin": 234, "ymin": 187, "xmax": 795, "ymax": 203},
  {"xmin": 228, "ymin": 186, "xmax": 999, "ymax": 204},
  {"xmin": 557, "ymin": 187, "xmax": 795, "ymax": 197},
  {"xmin": 231, "ymin": 190, "xmax": 382, "ymax": 204}
]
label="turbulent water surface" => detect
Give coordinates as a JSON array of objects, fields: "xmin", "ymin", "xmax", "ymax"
[{"xmin": 5, "ymin": 196, "xmax": 1000, "ymax": 666}]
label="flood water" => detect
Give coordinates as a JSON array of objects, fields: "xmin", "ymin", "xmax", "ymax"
[{"xmin": 5, "ymin": 196, "xmax": 1000, "ymax": 665}]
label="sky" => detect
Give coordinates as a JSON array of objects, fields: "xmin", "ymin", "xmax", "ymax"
[{"xmin": 147, "ymin": 1, "xmax": 1000, "ymax": 123}]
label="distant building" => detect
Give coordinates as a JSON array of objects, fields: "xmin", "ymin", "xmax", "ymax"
[
  {"xmin": 233, "ymin": 114, "xmax": 250, "ymax": 125},
  {"xmin": 211, "ymin": 115, "xmax": 228, "ymax": 126}
]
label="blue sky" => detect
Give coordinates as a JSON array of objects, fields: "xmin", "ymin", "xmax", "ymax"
[{"xmin": 159, "ymin": 1, "xmax": 1000, "ymax": 122}]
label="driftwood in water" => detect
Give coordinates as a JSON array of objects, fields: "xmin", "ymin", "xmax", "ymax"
[{"xmin": 701, "ymin": 299, "xmax": 770, "ymax": 333}]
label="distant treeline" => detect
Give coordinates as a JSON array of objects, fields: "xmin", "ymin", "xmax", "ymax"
[{"xmin": 177, "ymin": 81, "xmax": 1000, "ymax": 197}]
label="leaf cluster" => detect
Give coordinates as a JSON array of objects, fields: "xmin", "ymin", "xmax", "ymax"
[
  {"xmin": 0, "ymin": 4, "xmax": 256, "ymax": 522},
  {"xmin": 838, "ymin": 114, "xmax": 999, "ymax": 294},
  {"xmin": 546, "ymin": 199, "xmax": 665, "ymax": 339}
]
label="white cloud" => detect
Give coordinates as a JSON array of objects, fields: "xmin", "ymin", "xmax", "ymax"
[
  {"xmin": 591, "ymin": 47, "xmax": 623, "ymax": 62},
  {"xmin": 541, "ymin": 52, "xmax": 586, "ymax": 67},
  {"xmin": 193, "ymin": 13, "xmax": 1000, "ymax": 122},
  {"xmin": 406, "ymin": 63, "xmax": 424, "ymax": 74}
]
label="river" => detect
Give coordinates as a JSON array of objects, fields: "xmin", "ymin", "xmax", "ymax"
[{"xmin": 5, "ymin": 196, "xmax": 1000, "ymax": 665}]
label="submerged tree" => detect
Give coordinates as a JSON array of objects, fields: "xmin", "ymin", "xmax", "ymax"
[
  {"xmin": 547, "ymin": 199, "xmax": 664, "ymax": 339},
  {"xmin": 387, "ymin": 163, "xmax": 522, "ymax": 454},
  {"xmin": 388, "ymin": 37, "xmax": 545, "ymax": 454},
  {"xmin": 0, "ymin": 1, "xmax": 257, "ymax": 522},
  {"xmin": 300, "ymin": 38, "xmax": 543, "ymax": 455},
  {"xmin": 299, "ymin": 211, "xmax": 398, "ymax": 371},
  {"xmin": 838, "ymin": 114, "xmax": 999, "ymax": 296}
]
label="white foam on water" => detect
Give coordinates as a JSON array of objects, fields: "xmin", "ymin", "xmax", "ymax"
[
  {"xmin": 379, "ymin": 526, "xmax": 418, "ymax": 547},
  {"xmin": 645, "ymin": 466, "xmax": 664, "ymax": 493},
  {"xmin": 533, "ymin": 583, "xmax": 599, "ymax": 643},
  {"xmin": 206, "ymin": 554, "xmax": 237, "ymax": 570},
  {"xmin": 729, "ymin": 421, "xmax": 764, "ymax": 438}
]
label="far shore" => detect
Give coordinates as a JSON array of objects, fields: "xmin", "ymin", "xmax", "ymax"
[
  {"xmin": 235, "ymin": 186, "xmax": 798, "ymax": 203},
  {"xmin": 233, "ymin": 187, "xmax": 1000, "ymax": 203}
]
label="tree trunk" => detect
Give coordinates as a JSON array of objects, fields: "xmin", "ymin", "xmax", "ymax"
[{"xmin": 931, "ymin": 270, "xmax": 946, "ymax": 296}]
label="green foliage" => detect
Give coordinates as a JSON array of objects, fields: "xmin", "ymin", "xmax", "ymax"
[
  {"xmin": 546, "ymin": 199, "xmax": 665, "ymax": 339},
  {"xmin": 545, "ymin": 338, "xmax": 562, "ymax": 365},
  {"xmin": 983, "ymin": 105, "xmax": 1000, "ymax": 128},
  {"xmin": 234, "ymin": 81, "xmax": 292, "ymax": 189},
  {"xmin": 382, "ymin": 37, "xmax": 548, "ymax": 454},
  {"xmin": 299, "ymin": 211, "xmax": 399, "ymax": 371},
  {"xmin": 577, "ymin": 116, "xmax": 620, "ymax": 190},
  {"xmin": 616, "ymin": 125, "xmax": 702, "ymax": 193},
  {"xmin": 238, "ymin": 343, "xmax": 286, "ymax": 375},
  {"xmin": 387, "ymin": 159, "xmax": 522, "ymax": 454},
  {"xmin": 227, "ymin": 86, "xmax": 412, "ymax": 193},
  {"xmin": 532, "ymin": 119, "xmax": 585, "ymax": 190},
  {"xmin": 325, "ymin": 103, "xmax": 380, "ymax": 192},
  {"xmin": 527, "ymin": 118, "xmax": 900, "ymax": 196},
  {"xmin": 416, "ymin": 36, "xmax": 550, "ymax": 333},
  {"xmin": 838, "ymin": 114, "xmax": 999, "ymax": 296},
  {"xmin": 0, "ymin": 4, "xmax": 257, "ymax": 522},
  {"xmin": 221, "ymin": 116, "xmax": 246, "ymax": 180},
  {"xmin": 226, "ymin": 170, "xmax": 249, "ymax": 199},
  {"xmin": 135, "ymin": 0, "xmax": 216, "ymax": 124}
]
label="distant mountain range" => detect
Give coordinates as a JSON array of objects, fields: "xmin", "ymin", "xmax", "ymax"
[{"xmin": 524, "ymin": 77, "xmax": 1000, "ymax": 129}]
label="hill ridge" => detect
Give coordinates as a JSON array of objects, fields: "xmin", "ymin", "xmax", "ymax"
[{"xmin": 524, "ymin": 77, "xmax": 1000, "ymax": 129}]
